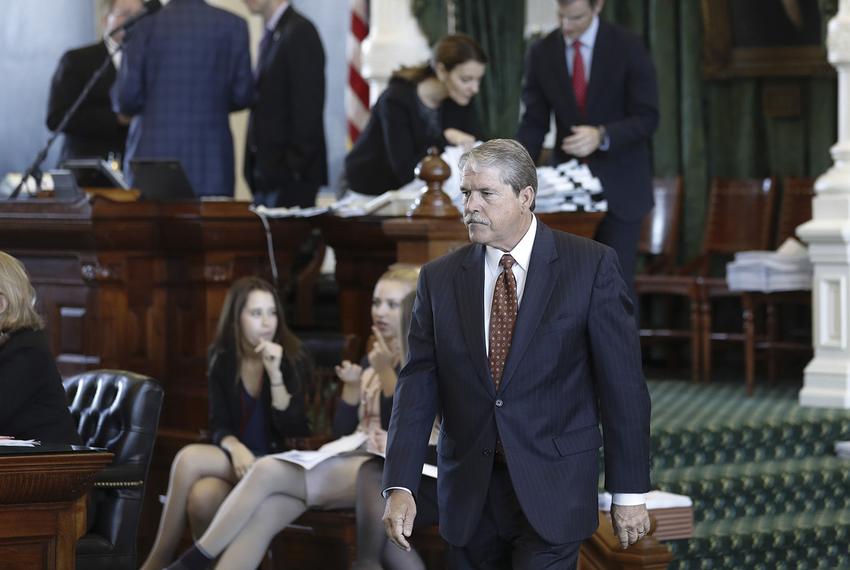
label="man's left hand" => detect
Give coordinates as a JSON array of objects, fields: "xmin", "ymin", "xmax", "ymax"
[
  {"xmin": 610, "ymin": 503, "xmax": 650, "ymax": 549},
  {"xmin": 560, "ymin": 125, "xmax": 602, "ymax": 158}
]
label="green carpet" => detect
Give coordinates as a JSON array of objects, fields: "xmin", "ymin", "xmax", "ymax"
[{"xmin": 644, "ymin": 380, "xmax": 850, "ymax": 569}]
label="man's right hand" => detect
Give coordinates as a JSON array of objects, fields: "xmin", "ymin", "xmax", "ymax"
[{"xmin": 383, "ymin": 490, "xmax": 417, "ymax": 551}]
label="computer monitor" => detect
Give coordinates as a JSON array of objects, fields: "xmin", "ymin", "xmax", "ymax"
[
  {"xmin": 130, "ymin": 159, "xmax": 196, "ymax": 201},
  {"xmin": 61, "ymin": 158, "xmax": 128, "ymax": 189}
]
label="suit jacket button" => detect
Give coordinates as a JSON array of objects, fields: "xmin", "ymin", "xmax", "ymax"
[
  {"xmin": 482, "ymin": 448, "xmax": 492, "ymax": 456},
  {"xmin": 495, "ymin": 399, "xmax": 503, "ymax": 407}
]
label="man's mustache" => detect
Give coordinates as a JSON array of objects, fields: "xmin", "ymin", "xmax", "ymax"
[{"xmin": 464, "ymin": 214, "xmax": 489, "ymax": 225}]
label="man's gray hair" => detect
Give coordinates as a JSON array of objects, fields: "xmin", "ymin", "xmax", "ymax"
[{"xmin": 458, "ymin": 139, "xmax": 537, "ymax": 210}]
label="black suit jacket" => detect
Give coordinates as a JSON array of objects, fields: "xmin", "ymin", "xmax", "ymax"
[
  {"xmin": 245, "ymin": 6, "xmax": 328, "ymax": 208},
  {"xmin": 383, "ymin": 222, "xmax": 651, "ymax": 546},
  {"xmin": 345, "ymin": 77, "xmax": 482, "ymax": 195},
  {"xmin": 0, "ymin": 328, "xmax": 80, "ymax": 445},
  {"xmin": 516, "ymin": 22, "xmax": 659, "ymax": 222},
  {"xmin": 208, "ymin": 348, "xmax": 311, "ymax": 454},
  {"xmin": 46, "ymin": 41, "xmax": 127, "ymax": 162}
]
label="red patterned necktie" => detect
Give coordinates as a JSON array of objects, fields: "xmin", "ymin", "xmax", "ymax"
[
  {"xmin": 489, "ymin": 254, "xmax": 518, "ymax": 391},
  {"xmin": 572, "ymin": 39, "xmax": 587, "ymax": 115}
]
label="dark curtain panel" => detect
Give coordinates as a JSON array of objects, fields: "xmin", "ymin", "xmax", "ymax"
[
  {"xmin": 412, "ymin": 0, "xmax": 448, "ymax": 44},
  {"xmin": 455, "ymin": 0, "xmax": 527, "ymax": 139},
  {"xmin": 603, "ymin": 1, "xmax": 836, "ymax": 259}
]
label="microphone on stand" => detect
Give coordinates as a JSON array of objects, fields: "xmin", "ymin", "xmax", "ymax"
[
  {"xmin": 108, "ymin": 0, "xmax": 162, "ymax": 38},
  {"xmin": 8, "ymin": 0, "xmax": 162, "ymax": 200}
]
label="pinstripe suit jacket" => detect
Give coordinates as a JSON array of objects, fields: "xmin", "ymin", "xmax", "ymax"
[
  {"xmin": 383, "ymin": 221, "xmax": 651, "ymax": 545},
  {"xmin": 113, "ymin": 0, "xmax": 253, "ymax": 197}
]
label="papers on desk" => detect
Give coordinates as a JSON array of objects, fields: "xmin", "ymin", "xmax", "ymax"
[
  {"xmin": 270, "ymin": 432, "xmax": 368, "ymax": 470},
  {"xmin": 535, "ymin": 160, "xmax": 606, "ymax": 214},
  {"xmin": 726, "ymin": 238, "xmax": 813, "ymax": 292},
  {"xmin": 251, "ymin": 204, "xmax": 329, "ymax": 218},
  {"xmin": 0, "ymin": 438, "xmax": 40, "ymax": 447}
]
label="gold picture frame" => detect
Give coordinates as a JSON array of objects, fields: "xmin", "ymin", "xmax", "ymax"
[{"xmin": 701, "ymin": 0, "xmax": 834, "ymax": 78}]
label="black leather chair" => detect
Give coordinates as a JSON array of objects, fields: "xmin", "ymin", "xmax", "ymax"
[{"xmin": 64, "ymin": 370, "xmax": 164, "ymax": 570}]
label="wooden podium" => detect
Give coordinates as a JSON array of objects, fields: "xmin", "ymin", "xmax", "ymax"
[{"xmin": 0, "ymin": 445, "xmax": 112, "ymax": 570}]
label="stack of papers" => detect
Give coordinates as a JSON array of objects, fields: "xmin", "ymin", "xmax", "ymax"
[
  {"xmin": 535, "ymin": 160, "xmax": 606, "ymax": 213},
  {"xmin": 251, "ymin": 205, "xmax": 329, "ymax": 218},
  {"xmin": 726, "ymin": 238, "xmax": 812, "ymax": 292},
  {"xmin": 0, "ymin": 438, "xmax": 40, "ymax": 447}
]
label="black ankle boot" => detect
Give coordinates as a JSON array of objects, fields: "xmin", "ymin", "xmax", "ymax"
[{"xmin": 164, "ymin": 544, "xmax": 213, "ymax": 570}]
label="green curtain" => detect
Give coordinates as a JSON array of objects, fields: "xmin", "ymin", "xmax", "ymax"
[
  {"xmin": 411, "ymin": 0, "xmax": 448, "ymax": 44},
  {"xmin": 604, "ymin": 1, "xmax": 836, "ymax": 259},
  {"xmin": 455, "ymin": 0, "xmax": 527, "ymax": 139}
]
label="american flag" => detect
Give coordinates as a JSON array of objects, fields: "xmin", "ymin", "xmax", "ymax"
[{"xmin": 346, "ymin": 0, "xmax": 370, "ymax": 147}]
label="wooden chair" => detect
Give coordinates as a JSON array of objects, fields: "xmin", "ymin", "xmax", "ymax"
[
  {"xmin": 698, "ymin": 177, "xmax": 778, "ymax": 386},
  {"xmin": 740, "ymin": 177, "xmax": 814, "ymax": 394},
  {"xmin": 633, "ymin": 178, "xmax": 700, "ymax": 379}
]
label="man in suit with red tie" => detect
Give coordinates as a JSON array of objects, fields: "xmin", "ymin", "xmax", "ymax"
[
  {"xmin": 243, "ymin": 0, "xmax": 327, "ymax": 208},
  {"xmin": 516, "ymin": 0, "xmax": 659, "ymax": 302},
  {"xmin": 382, "ymin": 139, "xmax": 651, "ymax": 569}
]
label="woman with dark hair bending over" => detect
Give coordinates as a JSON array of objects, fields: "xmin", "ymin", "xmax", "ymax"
[
  {"xmin": 345, "ymin": 33, "xmax": 487, "ymax": 195},
  {"xmin": 141, "ymin": 276, "xmax": 311, "ymax": 570}
]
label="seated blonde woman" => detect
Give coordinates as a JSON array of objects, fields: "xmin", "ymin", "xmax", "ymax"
[
  {"xmin": 167, "ymin": 267, "xmax": 420, "ymax": 570},
  {"xmin": 0, "ymin": 251, "xmax": 79, "ymax": 445}
]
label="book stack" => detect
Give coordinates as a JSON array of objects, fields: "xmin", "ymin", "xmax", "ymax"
[
  {"xmin": 726, "ymin": 237, "xmax": 812, "ymax": 292},
  {"xmin": 598, "ymin": 490, "xmax": 694, "ymax": 541}
]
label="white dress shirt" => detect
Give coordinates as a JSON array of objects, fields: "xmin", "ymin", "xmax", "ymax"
[{"xmin": 564, "ymin": 14, "xmax": 599, "ymax": 83}]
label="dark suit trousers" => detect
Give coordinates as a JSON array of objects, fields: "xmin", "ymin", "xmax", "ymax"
[
  {"xmin": 593, "ymin": 213, "xmax": 642, "ymax": 306},
  {"xmin": 448, "ymin": 463, "xmax": 581, "ymax": 570}
]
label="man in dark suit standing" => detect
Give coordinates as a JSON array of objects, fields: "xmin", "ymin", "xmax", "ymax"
[
  {"xmin": 516, "ymin": 0, "xmax": 659, "ymax": 300},
  {"xmin": 46, "ymin": 0, "xmax": 142, "ymax": 162},
  {"xmin": 382, "ymin": 139, "xmax": 651, "ymax": 569},
  {"xmin": 113, "ymin": 0, "xmax": 254, "ymax": 198},
  {"xmin": 243, "ymin": 0, "xmax": 327, "ymax": 208}
]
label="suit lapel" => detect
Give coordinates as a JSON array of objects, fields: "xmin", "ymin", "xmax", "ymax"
[
  {"xmin": 258, "ymin": 7, "xmax": 292, "ymax": 80},
  {"xmin": 498, "ymin": 223, "xmax": 559, "ymax": 393},
  {"xmin": 455, "ymin": 244, "xmax": 494, "ymax": 395},
  {"xmin": 549, "ymin": 33, "xmax": 579, "ymax": 118},
  {"xmin": 585, "ymin": 20, "xmax": 611, "ymax": 120}
]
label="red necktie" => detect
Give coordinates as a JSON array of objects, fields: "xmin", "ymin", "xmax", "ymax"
[
  {"xmin": 489, "ymin": 254, "xmax": 518, "ymax": 391},
  {"xmin": 572, "ymin": 39, "xmax": 587, "ymax": 116}
]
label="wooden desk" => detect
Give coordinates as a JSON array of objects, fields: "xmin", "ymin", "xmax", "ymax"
[{"xmin": 0, "ymin": 445, "xmax": 112, "ymax": 570}]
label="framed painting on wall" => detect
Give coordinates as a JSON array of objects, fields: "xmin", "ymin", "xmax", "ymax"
[{"xmin": 701, "ymin": 0, "xmax": 836, "ymax": 78}]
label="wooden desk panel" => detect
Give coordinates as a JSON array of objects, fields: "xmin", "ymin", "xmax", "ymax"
[{"xmin": 0, "ymin": 449, "xmax": 112, "ymax": 570}]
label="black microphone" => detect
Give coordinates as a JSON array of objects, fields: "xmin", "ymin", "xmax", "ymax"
[{"xmin": 108, "ymin": 0, "xmax": 162, "ymax": 37}]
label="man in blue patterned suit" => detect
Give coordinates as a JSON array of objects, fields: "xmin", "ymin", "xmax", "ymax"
[
  {"xmin": 382, "ymin": 139, "xmax": 651, "ymax": 569},
  {"xmin": 112, "ymin": 0, "xmax": 254, "ymax": 198}
]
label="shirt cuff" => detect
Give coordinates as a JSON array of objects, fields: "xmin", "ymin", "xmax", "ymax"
[
  {"xmin": 382, "ymin": 486, "xmax": 413, "ymax": 499},
  {"xmin": 612, "ymin": 493, "xmax": 646, "ymax": 506},
  {"xmin": 597, "ymin": 125, "xmax": 610, "ymax": 151}
]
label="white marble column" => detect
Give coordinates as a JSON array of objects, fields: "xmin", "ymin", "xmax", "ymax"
[
  {"xmin": 797, "ymin": 0, "xmax": 850, "ymax": 408},
  {"xmin": 361, "ymin": 0, "xmax": 430, "ymax": 105}
]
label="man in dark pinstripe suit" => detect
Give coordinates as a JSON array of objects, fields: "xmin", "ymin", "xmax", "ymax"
[{"xmin": 382, "ymin": 139, "xmax": 651, "ymax": 569}]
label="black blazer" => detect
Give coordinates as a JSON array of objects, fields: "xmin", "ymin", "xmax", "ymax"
[
  {"xmin": 208, "ymin": 348, "xmax": 312, "ymax": 454},
  {"xmin": 46, "ymin": 41, "xmax": 128, "ymax": 162},
  {"xmin": 516, "ymin": 22, "xmax": 659, "ymax": 222},
  {"xmin": 384, "ymin": 222, "xmax": 651, "ymax": 545},
  {"xmin": 345, "ymin": 77, "xmax": 482, "ymax": 196},
  {"xmin": 0, "ymin": 328, "xmax": 80, "ymax": 445},
  {"xmin": 245, "ymin": 6, "xmax": 328, "ymax": 207}
]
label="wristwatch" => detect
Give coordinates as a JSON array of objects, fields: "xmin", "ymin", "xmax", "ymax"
[{"xmin": 597, "ymin": 125, "xmax": 610, "ymax": 151}]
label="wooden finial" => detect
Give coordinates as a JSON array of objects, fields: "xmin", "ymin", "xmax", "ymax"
[{"xmin": 407, "ymin": 147, "xmax": 460, "ymax": 218}]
